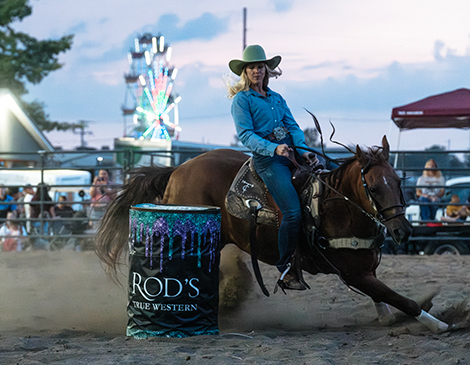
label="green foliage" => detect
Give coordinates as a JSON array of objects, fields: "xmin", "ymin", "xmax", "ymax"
[
  {"xmin": 22, "ymin": 101, "xmax": 87, "ymax": 132},
  {"xmin": 0, "ymin": 0, "xmax": 74, "ymax": 131},
  {"xmin": 303, "ymin": 127, "xmax": 320, "ymax": 147}
]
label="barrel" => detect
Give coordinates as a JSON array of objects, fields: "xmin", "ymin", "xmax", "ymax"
[{"xmin": 127, "ymin": 203, "xmax": 221, "ymax": 338}]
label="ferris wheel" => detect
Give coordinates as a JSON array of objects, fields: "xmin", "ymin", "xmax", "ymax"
[{"xmin": 122, "ymin": 33, "xmax": 181, "ymax": 140}]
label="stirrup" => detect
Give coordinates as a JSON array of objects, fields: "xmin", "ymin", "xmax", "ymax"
[{"xmin": 273, "ymin": 264, "xmax": 307, "ymax": 294}]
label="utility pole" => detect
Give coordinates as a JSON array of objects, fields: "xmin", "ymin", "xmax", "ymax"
[
  {"xmin": 243, "ymin": 8, "xmax": 247, "ymax": 51},
  {"xmin": 73, "ymin": 120, "xmax": 93, "ymax": 148}
]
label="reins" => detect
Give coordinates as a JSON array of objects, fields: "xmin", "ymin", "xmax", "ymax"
[
  {"xmin": 287, "ymin": 146, "xmax": 405, "ymax": 296},
  {"xmin": 315, "ymin": 172, "xmax": 387, "ymax": 229},
  {"xmin": 289, "ymin": 144, "xmax": 405, "ymax": 227}
]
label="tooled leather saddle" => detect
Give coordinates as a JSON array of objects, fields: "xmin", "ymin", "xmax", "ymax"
[{"xmin": 225, "ymin": 153, "xmax": 323, "ymax": 232}]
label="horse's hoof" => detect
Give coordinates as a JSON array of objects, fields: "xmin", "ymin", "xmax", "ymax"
[{"xmin": 378, "ymin": 314, "xmax": 396, "ymax": 326}]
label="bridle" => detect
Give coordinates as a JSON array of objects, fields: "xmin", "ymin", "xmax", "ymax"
[
  {"xmin": 360, "ymin": 165, "xmax": 407, "ymax": 223},
  {"xmin": 316, "ymin": 162, "xmax": 407, "ymax": 228}
]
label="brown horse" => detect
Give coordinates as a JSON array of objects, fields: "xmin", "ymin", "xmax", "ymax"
[{"xmin": 95, "ymin": 136, "xmax": 449, "ymax": 333}]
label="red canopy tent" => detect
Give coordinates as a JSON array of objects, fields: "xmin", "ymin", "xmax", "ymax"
[{"xmin": 391, "ymin": 88, "xmax": 470, "ymax": 130}]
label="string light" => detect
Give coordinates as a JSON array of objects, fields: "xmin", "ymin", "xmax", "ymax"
[
  {"xmin": 166, "ymin": 47, "xmax": 172, "ymax": 62},
  {"xmin": 152, "ymin": 37, "xmax": 157, "ymax": 53}
]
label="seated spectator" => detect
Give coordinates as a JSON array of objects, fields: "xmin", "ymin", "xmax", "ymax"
[
  {"xmin": 0, "ymin": 184, "xmax": 17, "ymax": 220},
  {"xmin": 441, "ymin": 194, "xmax": 470, "ymax": 223},
  {"xmin": 415, "ymin": 159, "xmax": 445, "ymax": 221},
  {"xmin": 55, "ymin": 195, "xmax": 75, "ymax": 218},
  {"xmin": 0, "ymin": 211, "xmax": 28, "ymax": 251},
  {"xmin": 52, "ymin": 195, "xmax": 75, "ymax": 234}
]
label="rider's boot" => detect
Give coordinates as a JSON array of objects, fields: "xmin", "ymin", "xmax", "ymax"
[{"xmin": 274, "ymin": 261, "xmax": 307, "ymax": 294}]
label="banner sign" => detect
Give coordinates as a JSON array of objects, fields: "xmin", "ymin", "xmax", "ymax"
[{"xmin": 127, "ymin": 204, "xmax": 221, "ymax": 338}]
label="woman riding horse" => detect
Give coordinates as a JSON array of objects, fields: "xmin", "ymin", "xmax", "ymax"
[{"xmin": 227, "ymin": 44, "xmax": 321, "ymax": 291}]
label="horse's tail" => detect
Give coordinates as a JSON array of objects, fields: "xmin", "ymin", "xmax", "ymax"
[{"xmin": 95, "ymin": 165, "xmax": 176, "ymax": 280}]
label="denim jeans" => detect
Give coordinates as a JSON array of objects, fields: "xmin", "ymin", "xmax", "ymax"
[
  {"xmin": 419, "ymin": 196, "xmax": 440, "ymax": 221},
  {"xmin": 253, "ymin": 148, "xmax": 301, "ymax": 273}
]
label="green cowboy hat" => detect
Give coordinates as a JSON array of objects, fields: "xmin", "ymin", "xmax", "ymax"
[{"xmin": 229, "ymin": 45, "xmax": 282, "ymax": 76}]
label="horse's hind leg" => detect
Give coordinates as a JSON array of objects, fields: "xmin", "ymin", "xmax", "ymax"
[{"xmin": 349, "ymin": 274, "xmax": 448, "ymax": 333}]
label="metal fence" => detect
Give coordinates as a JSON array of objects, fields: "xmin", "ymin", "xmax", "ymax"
[
  {"xmin": 0, "ymin": 147, "xmax": 249, "ymax": 251},
  {"xmin": 0, "ymin": 147, "xmax": 469, "ymax": 251}
]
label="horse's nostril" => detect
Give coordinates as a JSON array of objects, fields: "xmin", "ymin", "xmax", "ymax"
[{"xmin": 393, "ymin": 227, "xmax": 411, "ymax": 244}]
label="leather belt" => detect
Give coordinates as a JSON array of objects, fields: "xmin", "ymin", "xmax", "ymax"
[{"xmin": 263, "ymin": 126, "xmax": 289, "ymax": 142}]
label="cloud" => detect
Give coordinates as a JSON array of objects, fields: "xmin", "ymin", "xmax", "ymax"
[
  {"xmin": 434, "ymin": 40, "xmax": 446, "ymax": 61},
  {"xmin": 280, "ymin": 49, "xmax": 470, "ymax": 128},
  {"xmin": 134, "ymin": 12, "xmax": 229, "ymax": 44},
  {"xmin": 67, "ymin": 21, "xmax": 87, "ymax": 34},
  {"xmin": 303, "ymin": 60, "xmax": 348, "ymax": 71},
  {"xmin": 71, "ymin": 11, "xmax": 230, "ymax": 65},
  {"xmin": 270, "ymin": 0, "xmax": 294, "ymax": 12}
]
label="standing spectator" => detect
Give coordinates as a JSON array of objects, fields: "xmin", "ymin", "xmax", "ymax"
[
  {"xmin": 30, "ymin": 183, "xmax": 56, "ymax": 235},
  {"xmin": 89, "ymin": 169, "xmax": 114, "ymax": 231},
  {"xmin": 0, "ymin": 211, "xmax": 28, "ymax": 251},
  {"xmin": 22, "ymin": 185, "xmax": 35, "ymax": 233},
  {"xmin": 0, "ymin": 184, "xmax": 17, "ymax": 220},
  {"xmin": 416, "ymin": 159, "xmax": 445, "ymax": 221}
]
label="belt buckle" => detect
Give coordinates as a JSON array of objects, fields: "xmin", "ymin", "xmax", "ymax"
[{"xmin": 273, "ymin": 126, "xmax": 287, "ymax": 141}]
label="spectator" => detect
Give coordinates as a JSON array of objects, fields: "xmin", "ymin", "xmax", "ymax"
[
  {"xmin": 0, "ymin": 211, "xmax": 28, "ymax": 251},
  {"xmin": 22, "ymin": 185, "xmax": 36, "ymax": 233},
  {"xmin": 416, "ymin": 159, "xmax": 445, "ymax": 221},
  {"xmin": 30, "ymin": 183, "xmax": 56, "ymax": 235},
  {"xmin": 52, "ymin": 195, "xmax": 75, "ymax": 234},
  {"xmin": 89, "ymin": 169, "xmax": 115, "ymax": 231},
  {"xmin": 0, "ymin": 184, "xmax": 17, "ymax": 220},
  {"xmin": 441, "ymin": 194, "xmax": 470, "ymax": 223},
  {"xmin": 55, "ymin": 195, "xmax": 74, "ymax": 218}
]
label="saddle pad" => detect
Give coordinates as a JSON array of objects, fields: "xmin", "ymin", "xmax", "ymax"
[{"xmin": 225, "ymin": 158, "xmax": 279, "ymax": 226}]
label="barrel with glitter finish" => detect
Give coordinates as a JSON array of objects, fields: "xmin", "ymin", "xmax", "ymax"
[{"xmin": 127, "ymin": 204, "xmax": 221, "ymax": 338}]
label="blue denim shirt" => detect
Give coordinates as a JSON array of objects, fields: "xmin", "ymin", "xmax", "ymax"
[{"xmin": 231, "ymin": 87, "xmax": 309, "ymax": 157}]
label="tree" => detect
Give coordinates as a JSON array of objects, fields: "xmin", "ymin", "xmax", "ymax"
[
  {"xmin": 303, "ymin": 127, "xmax": 320, "ymax": 148},
  {"xmin": 0, "ymin": 0, "xmax": 74, "ymax": 131}
]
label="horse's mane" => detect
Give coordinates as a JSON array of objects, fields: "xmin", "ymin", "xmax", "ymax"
[{"xmin": 324, "ymin": 144, "xmax": 388, "ymax": 188}]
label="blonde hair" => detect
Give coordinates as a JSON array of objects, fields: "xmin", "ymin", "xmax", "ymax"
[
  {"xmin": 422, "ymin": 158, "xmax": 442, "ymax": 178},
  {"xmin": 226, "ymin": 63, "xmax": 282, "ymax": 99}
]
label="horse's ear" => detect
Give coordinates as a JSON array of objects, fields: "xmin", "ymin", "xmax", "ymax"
[
  {"xmin": 382, "ymin": 135, "xmax": 390, "ymax": 160},
  {"xmin": 356, "ymin": 144, "xmax": 363, "ymax": 160}
]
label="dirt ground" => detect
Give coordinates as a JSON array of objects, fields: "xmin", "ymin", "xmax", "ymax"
[{"xmin": 0, "ymin": 246, "xmax": 469, "ymax": 364}]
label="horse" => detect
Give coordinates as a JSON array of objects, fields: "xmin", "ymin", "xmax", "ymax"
[{"xmin": 95, "ymin": 135, "xmax": 449, "ymax": 333}]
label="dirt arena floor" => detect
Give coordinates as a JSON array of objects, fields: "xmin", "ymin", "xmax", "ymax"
[{"xmin": 0, "ymin": 246, "xmax": 469, "ymax": 364}]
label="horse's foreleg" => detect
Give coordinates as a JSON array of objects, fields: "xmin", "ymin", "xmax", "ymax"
[
  {"xmin": 349, "ymin": 274, "xmax": 449, "ymax": 333},
  {"xmin": 415, "ymin": 310, "xmax": 449, "ymax": 333}
]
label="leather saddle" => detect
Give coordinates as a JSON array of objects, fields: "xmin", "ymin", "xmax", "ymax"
[{"xmin": 225, "ymin": 154, "xmax": 323, "ymax": 230}]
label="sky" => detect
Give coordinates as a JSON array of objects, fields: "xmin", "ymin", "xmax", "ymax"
[{"xmin": 14, "ymin": 0, "xmax": 470, "ymax": 151}]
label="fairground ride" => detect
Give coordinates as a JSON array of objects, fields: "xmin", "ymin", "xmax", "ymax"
[{"xmin": 122, "ymin": 33, "xmax": 182, "ymax": 141}]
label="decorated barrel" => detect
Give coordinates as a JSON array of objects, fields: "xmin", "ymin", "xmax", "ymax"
[{"xmin": 127, "ymin": 203, "xmax": 221, "ymax": 338}]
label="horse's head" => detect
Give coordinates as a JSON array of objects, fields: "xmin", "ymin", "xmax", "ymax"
[{"xmin": 355, "ymin": 135, "xmax": 412, "ymax": 245}]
